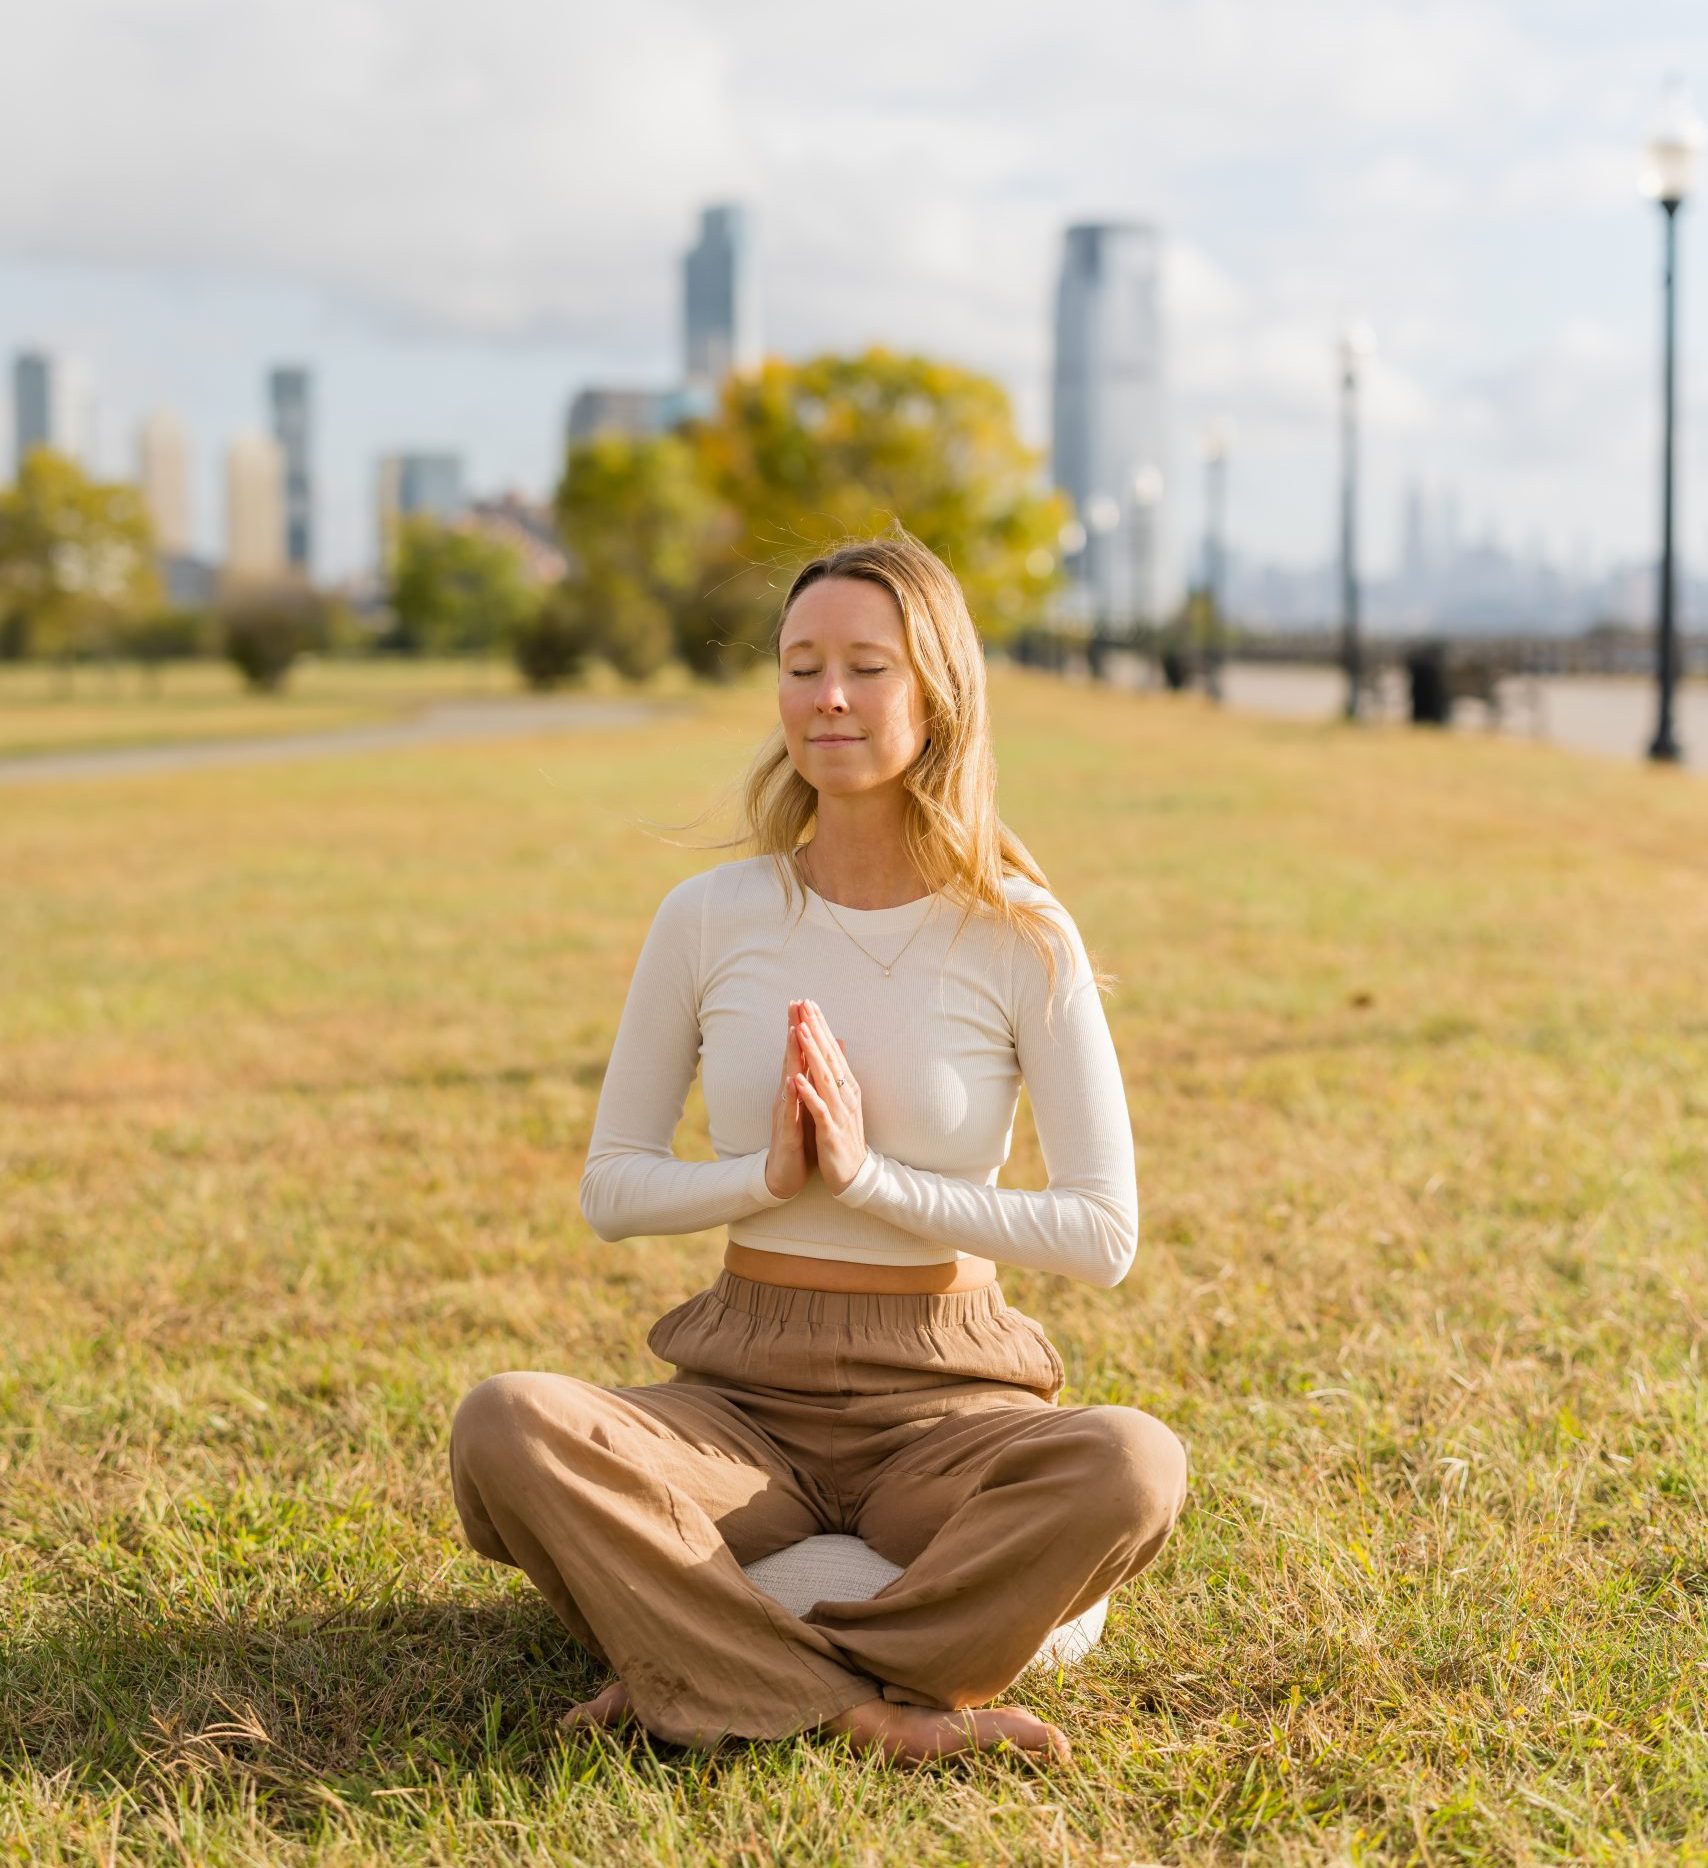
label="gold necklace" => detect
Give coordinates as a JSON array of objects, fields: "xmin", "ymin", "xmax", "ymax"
[{"xmin": 794, "ymin": 847, "xmax": 935, "ymax": 978}]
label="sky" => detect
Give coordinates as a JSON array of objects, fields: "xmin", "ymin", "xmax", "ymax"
[{"xmin": 3, "ymin": 0, "xmax": 1707, "ymax": 591}]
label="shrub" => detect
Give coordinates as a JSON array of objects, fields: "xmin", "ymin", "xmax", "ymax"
[{"xmin": 510, "ymin": 584, "xmax": 597, "ymax": 690}]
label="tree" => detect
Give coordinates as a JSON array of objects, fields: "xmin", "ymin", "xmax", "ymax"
[
  {"xmin": 700, "ymin": 349, "xmax": 1069, "ymax": 647},
  {"xmin": 118, "ymin": 607, "xmax": 216, "ymax": 693},
  {"xmin": 0, "ymin": 449, "xmax": 162, "ymax": 676},
  {"xmin": 547, "ymin": 351, "xmax": 1069, "ymax": 680},
  {"xmin": 552, "ymin": 433, "xmax": 733, "ymax": 682},
  {"xmin": 220, "ymin": 585, "xmax": 332, "ymax": 693},
  {"xmin": 511, "ymin": 581, "xmax": 599, "ymax": 690},
  {"xmin": 385, "ymin": 518, "xmax": 536, "ymax": 656}
]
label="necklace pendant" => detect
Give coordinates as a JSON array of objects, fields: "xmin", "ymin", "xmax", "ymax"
[{"xmin": 882, "ymin": 966, "xmax": 892, "ymax": 977}]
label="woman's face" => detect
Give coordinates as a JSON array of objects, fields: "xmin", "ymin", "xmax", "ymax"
[{"xmin": 778, "ymin": 575, "xmax": 929, "ymax": 799}]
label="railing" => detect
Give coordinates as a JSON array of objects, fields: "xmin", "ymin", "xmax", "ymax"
[{"xmin": 1224, "ymin": 628, "xmax": 1708, "ymax": 679}]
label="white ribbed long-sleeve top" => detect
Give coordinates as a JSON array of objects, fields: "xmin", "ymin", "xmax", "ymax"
[{"xmin": 576, "ymin": 855, "xmax": 1139, "ymax": 1288}]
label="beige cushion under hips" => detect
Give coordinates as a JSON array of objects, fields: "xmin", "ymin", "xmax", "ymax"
[{"xmin": 741, "ymin": 1533, "xmax": 1107, "ymax": 1671}]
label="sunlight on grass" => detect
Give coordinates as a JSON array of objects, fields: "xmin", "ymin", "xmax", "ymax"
[{"xmin": 2, "ymin": 667, "xmax": 1705, "ymax": 1864}]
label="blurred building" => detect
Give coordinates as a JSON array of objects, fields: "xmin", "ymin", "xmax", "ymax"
[
  {"xmin": 1050, "ymin": 222, "xmax": 1168, "ymax": 628},
  {"xmin": 376, "ymin": 450, "xmax": 466, "ymax": 568},
  {"xmin": 268, "ymin": 365, "xmax": 314, "ymax": 574},
  {"xmin": 224, "ymin": 431, "xmax": 287, "ymax": 582},
  {"xmin": 137, "ymin": 409, "xmax": 191, "ymax": 557},
  {"xmin": 684, "ymin": 203, "xmax": 759, "ymax": 388},
  {"xmin": 457, "ymin": 491, "xmax": 569, "ymax": 585},
  {"xmin": 564, "ymin": 382, "xmax": 713, "ymax": 449},
  {"xmin": 566, "ymin": 388, "xmax": 673, "ymax": 445},
  {"xmin": 12, "ymin": 349, "xmax": 95, "ymax": 472}
]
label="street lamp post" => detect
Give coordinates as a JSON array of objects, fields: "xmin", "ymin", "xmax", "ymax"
[
  {"xmin": 1640, "ymin": 78, "xmax": 1704, "ymax": 765},
  {"xmin": 1083, "ymin": 493, "xmax": 1122, "ymax": 667},
  {"xmin": 1130, "ymin": 464, "xmax": 1164, "ymax": 640},
  {"xmin": 1338, "ymin": 323, "xmax": 1375, "ymax": 721},
  {"xmin": 1201, "ymin": 423, "xmax": 1231, "ymax": 702}
]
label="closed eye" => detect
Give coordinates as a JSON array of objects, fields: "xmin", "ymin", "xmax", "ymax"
[{"xmin": 790, "ymin": 668, "xmax": 887, "ymax": 676}]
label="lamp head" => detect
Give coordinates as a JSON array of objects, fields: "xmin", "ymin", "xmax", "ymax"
[
  {"xmin": 1640, "ymin": 75, "xmax": 1705, "ymax": 208},
  {"xmin": 1339, "ymin": 321, "xmax": 1377, "ymax": 373}
]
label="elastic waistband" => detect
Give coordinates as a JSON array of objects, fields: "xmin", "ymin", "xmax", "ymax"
[{"xmin": 706, "ymin": 1268, "xmax": 1008, "ymax": 1329}]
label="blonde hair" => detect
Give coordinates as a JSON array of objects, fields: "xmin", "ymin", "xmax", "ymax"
[{"xmin": 688, "ymin": 523, "xmax": 1097, "ymax": 1007}]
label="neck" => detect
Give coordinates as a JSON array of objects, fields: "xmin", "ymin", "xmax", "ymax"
[{"xmin": 800, "ymin": 797, "xmax": 928, "ymax": 910}]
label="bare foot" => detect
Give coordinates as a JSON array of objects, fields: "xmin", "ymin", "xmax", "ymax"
[
  {"xmin": 818, "ymin": 1694, "xmax": 1072, "ymax": 1767},
  {"xmin": 560, "ymin": 1679, "xmax": 633, "ymax": 1731}
]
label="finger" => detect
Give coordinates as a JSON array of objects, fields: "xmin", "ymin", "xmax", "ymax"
[
  {"xmin": 797, "ymin": 1018, "xmax": 839, "ymax": 1093},
  {"xmin": 803, "ymin": 1015, "xmax": 852, "ymax": 1094},
  {"xmin": 795, "ymin": 1072, "xmax": 829, "ymax": 1118},
  {"xmin": 807, "ymin": 1001, "xmax": 847, "ymax": 1065}
]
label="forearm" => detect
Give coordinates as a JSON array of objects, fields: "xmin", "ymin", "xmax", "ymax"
[
  {"xmin": 578, "ymin": 1145, "xmax": 787, "ymax": 1242},
  {"xmin": 831, "ymin": 1147, "xmax": 1138, "ymax": 1289}
]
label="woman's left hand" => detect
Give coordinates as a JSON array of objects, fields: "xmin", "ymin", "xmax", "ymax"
[{"xmin": 789, "ymin": 998, "xmax": 867, "ymax": 1195}]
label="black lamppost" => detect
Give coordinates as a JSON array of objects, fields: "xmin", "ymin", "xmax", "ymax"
[
  {"xmin": 1201, "ymin": 422, "xmax": 1231, "ymax": 702},
  {"xmin": 1640, "ymin": 78, "xmax": 1704, "ymax": 765},
  {"xmin": 1338, "ymin": 323, "xmax": 1375, "ymax": 720}
]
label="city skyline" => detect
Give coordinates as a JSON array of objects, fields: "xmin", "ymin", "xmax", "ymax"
[{"xmin": 2, "ymin": 1, "xmax": 1707, "ymax": 595}]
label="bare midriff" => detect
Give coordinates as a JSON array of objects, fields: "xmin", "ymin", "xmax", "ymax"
[{"xmin": 722, "ymin": 1240, "xmax": 998, "ymax": 1293}]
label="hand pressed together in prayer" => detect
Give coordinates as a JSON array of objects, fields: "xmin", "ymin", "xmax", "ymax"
[{"xmin": 763, "ymin": 997, "xmax": 866, "ymax": 1200}]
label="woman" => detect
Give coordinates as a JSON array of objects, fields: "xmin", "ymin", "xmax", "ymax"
[{"xmin": 449, "ymin": 529, "xmax": 1188, "ymax": 1767}]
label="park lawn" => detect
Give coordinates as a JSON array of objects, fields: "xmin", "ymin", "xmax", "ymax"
[
  {"xmin": 0, "ymin": 654, "xmax": 700, "ymax": 762},
  {"xmin": 1, "ymin": 666, "xmax": 1705, "ymax": 1866}
]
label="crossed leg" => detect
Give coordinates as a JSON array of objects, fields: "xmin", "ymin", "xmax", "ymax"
[
  {"xmin": 813, "ymin": 1397, "xmax": 1190, "ymax": 1711},
  {"xmin": 447, "ymin": 1371, "xmax": 1143, "ymax": 1762},
  {"xmin": 450, "ymin": 1371, "xmax": 880, "ymax": 1745}
]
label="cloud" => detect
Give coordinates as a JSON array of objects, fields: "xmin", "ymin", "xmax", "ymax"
[
  {"xmin": 4, "ymin": 0, "xmax": 1706, "ymax": 573},
  {"xmin": 3, "ymin": 1, "xmax": 746, "ymax": 341}
]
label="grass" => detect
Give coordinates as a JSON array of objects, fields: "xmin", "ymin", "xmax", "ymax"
[
  {"xmin": 0, "ymin": 654, "xmax": 703, "ymax": 762},
  {"xmin": 2, "ymin": 667, "xmax": 1705, "ymax": 1865}
]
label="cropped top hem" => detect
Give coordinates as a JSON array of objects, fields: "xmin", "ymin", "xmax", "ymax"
[{"xmin": 724, "ymin": 1226, "xmax": 966, "ymax": 1267}]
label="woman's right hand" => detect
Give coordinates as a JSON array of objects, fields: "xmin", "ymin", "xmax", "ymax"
[{"xmin": 764, "ymin": 1006, "xmax": 815, "ymax": 1199}]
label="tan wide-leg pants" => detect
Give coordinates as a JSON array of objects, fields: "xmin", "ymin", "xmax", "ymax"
[{"xmin": 449, "ymin": 1270, "xmax": 1188, "ymax": 1747}]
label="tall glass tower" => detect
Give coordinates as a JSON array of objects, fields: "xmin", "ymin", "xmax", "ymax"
[
  {"xmin": 12, "ymin": 350, "xmax": 94, "ymax": 471},
  {"xmin": 268, "ymin": 365, "xmax": 313, "ymax": 574},
  {"xmin": 683, "ymin": 204, "xmax": 759, "ymax": 390},
  {"xmin": 1050, "ymin": 223, "xmax": 1167, "ymax": 628}
]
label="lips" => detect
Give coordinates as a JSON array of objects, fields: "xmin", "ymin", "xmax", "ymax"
[{"xmin": 811, "ymin": 736, "xmax": 863, "ymax": 743}]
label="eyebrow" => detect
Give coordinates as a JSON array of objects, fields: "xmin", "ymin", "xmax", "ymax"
[{"xmin": 779, "ymin": 639, "xmax": 897, "ymax": 654}]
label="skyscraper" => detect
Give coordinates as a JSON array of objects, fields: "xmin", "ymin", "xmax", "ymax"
[
  {"xmin": 375, "ymin": 451, "xmax": 466, "ymax": 569},
  {"xmin": 137, "ymin": 409, "xmax": 191, "ymax": 557},
  {"xmin": 224, "ymin": 431, "xmax": 287, "ymax": 582},
  {"xmin": 1050, "ymin": 223, "xmax": 1168, "ymax": 626},
  {"xmin": 683, "ymin": 204, "xmax": 759, "ymax": 389},
  {"xmin": 565, "ymin": 387, "xmax": 672, "ymax": 446},
  {"xmin": 12, "ymin": 350, "xmax": 95, "ymax": 472},
  {"xmin": 268, "ymin": 365, "xmax": 313, "ymax": 574}
]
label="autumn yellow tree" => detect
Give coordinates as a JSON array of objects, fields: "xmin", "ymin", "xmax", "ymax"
[
  {"xmin": 550, "ymin": 350, "xmax": 1069, "ymax": 681},
  {"xmin": 0, "ymin": 449, "xmax": 162, "ymax": 678},
  {"xmin": 699, "ymin": 349, "xmax": 1068, "ymax": 648}
]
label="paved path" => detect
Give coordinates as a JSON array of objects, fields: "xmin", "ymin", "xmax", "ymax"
[
  {"xmin": 0, "ymin": 695, "xmax": 686, "ymax": 786},
  {"xmin": 1102, "ymin": 654, "xmax": 1705, "ymax": 772}
]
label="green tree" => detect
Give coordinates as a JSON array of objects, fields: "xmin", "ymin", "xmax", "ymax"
[
  {"xmin": 552, "ymin": 433, "xmax": 735, "ymax": 682},
  {"xmin": 0, "ymin": 449, "xmax": 162, "ymax": 677},
  {"xmin": 511, "ymin": 580, "xmax": 599, "ymax": 690},
  {"xmin": 701, "ymin": 349, "xmax": 1069, "ymax": 647},
  {"xmin": 386, "ymin": 518, "xmax": 536, "ymax": 656},
  {"xmin": 118, "ymin": 606, "xmax": 216, "ymax": 693},
  {"xmin": 220, "ymin": 586, "xmax": 333, "ymax": 693}
]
